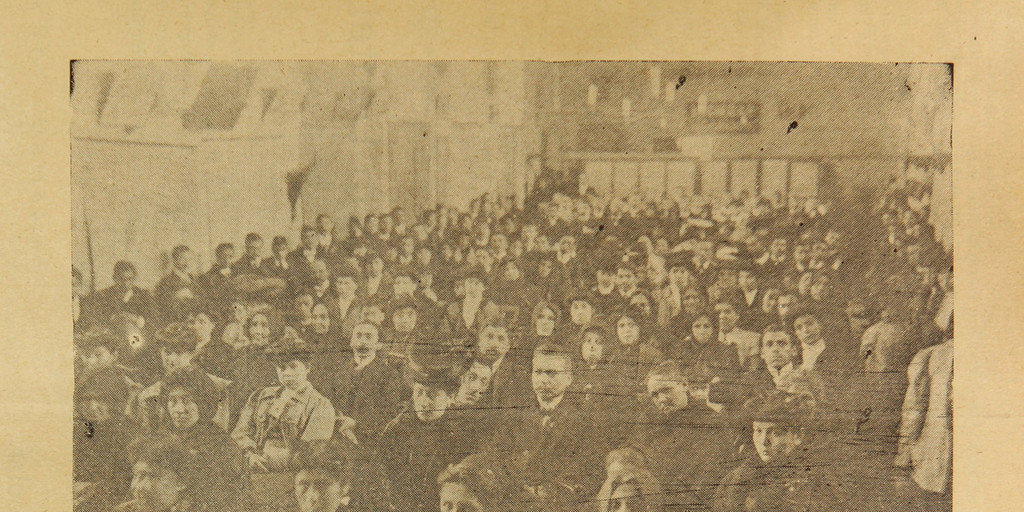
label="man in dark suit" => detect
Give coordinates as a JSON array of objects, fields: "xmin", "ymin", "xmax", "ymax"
[
  {"xmin": 487, "ymin": 344, "xmax": 607, "ymax": 510},
  {"xmin": 629, "ymin": 360, "xmax": 737, "ymax": 511},
  {"xmin": 322, "ymin": 322, "xmax": 403, "ymax": 446},
  {"xmin": 260, "ymin": 235, "xmax": 291, "ymax": 280},
  {"xmin": 736, "ymin": 263, "xmax": 764, "ymax": 331},
  {"xmin": 154, "ymin": 245, "xmax": 197, "ymax": 324},
  {"xmin": 90, "ymin": 261, "xmax": 155, "ymax": 326},
  {"xmin": 230, "ymin": 233, "xmax": 264, "ymax": 277},
  {"xmin": 288, "ymin": 225, "xmax": 324, "ymax": 289},
  {"xmin": 198, "ymin": 242, "xmax": 235, "ymax": 305},
  {"xmin": 473, "ymin": 321, "xmax": 531, "ymax": 410}
]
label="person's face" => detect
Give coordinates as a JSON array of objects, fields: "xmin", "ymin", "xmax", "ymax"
[
  {"xmin": 522, "ymin": 225, "xmax": 538, "ymax": 241},
  {"xmin": 131, "ymin": 462, "xmax": 184, "ymax": 512},
  {"xmin": 597, "ymin": 269, "xmax": 615, "ymax": 288},
  {"xmin": 335, "ymin": 276, "xmax": 358, "ymax": 298},
  {"xmin": 811, "ymin": 242, "xmax": 828, "ymax": 260},
  {"xmin": 316, "ymin": 216, "xmax": 335, "ymax": 235},
  {"xmin": 630, "ymin": 294, "xmax": 652, "ymax": 317},
  {"xmin": 691, "ymin": 316, "xmax": 715, "ymax": 343},
  {"xmin": 846, "ymin": 305, "xmax": 871, "ymax": 333},
  {"xmin": 797, "ymin": 272, "xmax": 815, "ymax": 295},
  {"xmin": 694, "ymin": 240, "xmax": 714, "ymax": 261},
  {"xmin": 616, "ymin": 316, "xmax": 640, "ymax": 346},
  {"xmin": 439, "ymin": 482, "xmax": 483, "ymax": 512},
  {"xmin": 476, "ymin": 325, "xmax": 510, "ymax": 364},
  {"xmin": 532, "ymin": 354, "xmax": 572, "ymax": 403},
  {"xmin": 752, "ymin": 421, "xmax": 802, "ymax": 464},
  {"xmin": 668, "ymin": 266, "xmax": 693, "ymax": 288},
  {"xmin": 247, "ymin": 314, "xmax": 271, "ymax": 345},
  {"xmin": 80, "ymin": 346, "xmax": 117, "ymax": 370},
  {"xmin": 350, "ymin": 323, "xmax": 379, "ymax": 356},
  {"xmin": 310, "ymin": 304, "xmax": 331, "ymax": 334},
  {"xmin": 312, "ymin": 262, "xmax": 330, "ymax": 282},
  {"xmin": 502, "ymin": 262, "xmax": 521, "ymax": 281},
  {"xmin": 761, "ymin": 331, "xmax": 798, "ymax": 370},
  {"xmin": 769, "ymin": 238, "xmax": 787, "ymax": 259},
  {"xmin": 464, "ymin": 277, "xmax": 485, "ymax": 298},
  {"xmin": 276, "ymin": 360, "xmax": 310, "ymax": 391},
  {"xmin": 793, "ymin": 244, "xmax": 810, "ymax": 263},
  {"xmin": 393, "ymin": 276, "xmax": 416, "ymax": 297},
  {"xmin": 302, "ymin": 230, "xmax": 319, "ymax": 249},
  {"xmin": 114, "ymin": 268, "xmax": 137, "ymax": 289},
  {"xmin": 581, "ymin": 332, "xmax": 605, "ymax": 364},
  {"xmin": 647, "ymin": 376, "xmax": 688, "ymax": 413},
  {"xmin": 217, "ymin": 247, "xmax": 234, "ymax": 267},
  {"xmin": 717, "ymin": 269, "xmax": 738, "ymax": 288},
  {"xmin": 419, "ymin": 273, "xmax": 434, "ymax": 290},
  {"xmin": 370, "ymin": 257, "xmax": 384, "ymax": 274},
  {"xmin": 295, "ymin": 295, "xmax": 315, "ymax": 319},
  {"xmin": 616, "ymin": 268, "xmax": 637, "ymax": 290},
  {"xmin": 77, "ymin": 397, "xmax": 113, "ymax": 423},
  {"xmin": 456, "ymin": 364, "xmax": 492, "ymax": 406},
  {"xmin": 229, "ymin": 301, "xmax": 247, "ymax": 322},
  {"xmin": 716, "ymin": 304, "xmax": 739, "ymax": 333},
  {"xmin": 416, "ymin": 247, "xmax": 432, "ymax": 265},
  {"xmin": 682, "ymin": 289, "xmax": 705, "ymax": 313},
  {"xmin": 777, "ymin": 295, "xmax": 797, "ymax": 319},
  {"xmin": 174, "ymin": 251, "xmax": 193, "ymax": 273},
  {"xmin": 793, "ymin": 313, "xmax": 823, "ymax": 344},
  {"xmin": 402, "ymin": 238, "xmax": 415, "ymax": 254},
  {"xmin": 810, "ymin": 276, "xmax": 831, "ymax": 301},
  {"xmin": 412, "ymin": 382, "xmax": 450, "ymax": 423},
  {"xmin": 608, "ymin": 480, "xmax": 643, "ymax": 512},
  {"xmin": 535, "ymin": 307, "xmax": 556, "ymax": 336},
  {"xmin": 365, "ymin": 216, "xmax": 380, "ymax": 234},
  {"xmin": 559, "ymin": 237, "xmax": 575, "ymax": 254},
  {"xmin": 295, "ymin": 469, "xmax": 349, "ymax": 512},
  {"xmin": 761, "ymin": 289, "xmax": 780, "ymax": 314},
  {"xmin": 475, "ymin": 247, "xmax": 491, "ymax": 268},
  {"xmin": 245, "ymin": 239, "xmax": 263, "ymax": 258},
  {"xmin": 570, "ymin": 300, "xmax": 593, "ymax": 326},
  {"xmin": 161, "ymin": 349, "xmax": 193, "ymax": 373},
  {"xmin": 274, "ymin": 242, "xmax": 288, "ymax": 257},
  {"xmin": 391, "ymin": 307, "xmax": 417, "ymax": 333},
  {"xmin": 188, "ymin": 313, "xmax": 214, "ymax": 343},
  {"xmin": 738, "ymin": 270, "xmax": 758, "ymax": 292},
  {"xmin": 165, "ymin": 388, "xmax": 201, "ymax": 431},
  {"xmin": 491, "ymin": 234, "xmax": 508, "ymax": 252},
  {"xmin": 361, "ymin": 306, "xmax": 385, "ymax": 325}
]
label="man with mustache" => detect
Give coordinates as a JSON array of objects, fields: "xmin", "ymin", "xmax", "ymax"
[
  {"xmin": 473, "ymin": 320, "xmax": 531, "ymax": 410},
  {"xmin": 488, "ymin": 344, "xmax": 607, "ymax": 511},
  {"xmin": 322, "ymin": 321, "xmax": 403, "ymax": 446}
]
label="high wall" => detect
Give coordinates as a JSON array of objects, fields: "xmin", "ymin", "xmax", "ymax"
[
  {"xmin": 71, "ymin": 61, "xmax": 543, "ymax": 289},
  {"xmin": 71, "ymin": 61, "xmax": 951, "ymax": 289}
]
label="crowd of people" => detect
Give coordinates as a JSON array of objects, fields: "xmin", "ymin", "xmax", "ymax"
[{"xmin": 72, "ymin": 173, "xmax": 953, "ymax": 512}]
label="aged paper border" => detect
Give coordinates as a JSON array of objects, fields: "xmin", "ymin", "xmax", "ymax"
[{"xmin": 1, "ymin": 1, "xmax": 1021, "ymax": 509}]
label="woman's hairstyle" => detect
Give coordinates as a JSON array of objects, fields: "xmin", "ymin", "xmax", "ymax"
[
  {"xmin": 530, "ymin": 300, "xmax": 561, "ymax": 333},
  {"xmin": 159, "ymin": 366, "xmax": 220, "ymax": 425}
]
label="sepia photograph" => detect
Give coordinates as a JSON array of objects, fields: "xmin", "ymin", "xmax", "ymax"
[{"xmin": 70, "ymin": 60, "xmax": 954, "ymax": 512}]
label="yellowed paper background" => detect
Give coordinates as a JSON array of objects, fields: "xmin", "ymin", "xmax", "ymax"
[{"xmin": 1, "ymin": 1, "xmax": 1022, "ymax": 509}]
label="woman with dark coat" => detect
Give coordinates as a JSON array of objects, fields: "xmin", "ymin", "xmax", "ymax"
[{"xmin": 159, "ymin": 366, "xmax": 249, "ymax": 512}]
